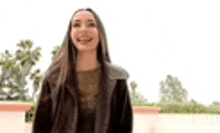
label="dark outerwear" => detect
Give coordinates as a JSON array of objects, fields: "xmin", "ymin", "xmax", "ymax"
[
  {"xmin": 32, "ymin": 8, "xmax": 133, "ymax": 133},
  {"xmin": 32, "ymin": 61, "xmax": 133, "ymax": 133}
]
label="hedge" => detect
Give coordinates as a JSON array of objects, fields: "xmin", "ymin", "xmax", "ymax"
[{"xmin": 25, "ymin": 102, "xmax": 220, "ymax": 123}]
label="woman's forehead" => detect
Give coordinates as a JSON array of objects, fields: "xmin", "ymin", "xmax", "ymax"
[{"xmin": 73, "ymin": 11, "xmax": 95, "ymax": 21}]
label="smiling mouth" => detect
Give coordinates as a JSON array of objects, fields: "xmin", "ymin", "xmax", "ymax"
[{"xmin": 77, "ymin": 38, "xmax": 93, "ymax": 43}]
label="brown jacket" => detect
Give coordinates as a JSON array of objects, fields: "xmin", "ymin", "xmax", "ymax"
[{"xmin": 32, "ymin": 61, "xmax": 133, "ymax": 133}]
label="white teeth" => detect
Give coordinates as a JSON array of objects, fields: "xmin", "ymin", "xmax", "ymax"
[{"xmin": 77, "ymin": 38, "xmax": 92, "ymax": 42}]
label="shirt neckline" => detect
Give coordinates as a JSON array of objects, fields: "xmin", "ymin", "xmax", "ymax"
[{"xmin": 76, "ymin": 65, "xmax": 102, "ymax": 73}]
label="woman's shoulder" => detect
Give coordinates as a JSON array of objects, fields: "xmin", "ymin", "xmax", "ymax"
[{"xmin": 104, "ymin": 61, "xmax": 129, "ymax": 79}]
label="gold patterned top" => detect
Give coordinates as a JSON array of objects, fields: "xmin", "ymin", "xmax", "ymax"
[{"xmin": 76, "ymin": 66, "xmax": 101, "ymax": 133}]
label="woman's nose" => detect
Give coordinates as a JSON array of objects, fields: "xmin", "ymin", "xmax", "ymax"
[{"xmin": 80, "ymin": 24, "xmax": 88, "ymax": 32}]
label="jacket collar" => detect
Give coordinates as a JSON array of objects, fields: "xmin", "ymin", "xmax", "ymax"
[{"xmin": 103, "ymin": 61, "xmax": 129, "ymax": 79}]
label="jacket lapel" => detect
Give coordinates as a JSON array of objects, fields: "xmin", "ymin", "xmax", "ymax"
[
  {"xmin": 95, "ymin": 61, "xmax": 129, "ymax": 133},
  {"xmin": 95, "ymin": 64, "xmax": 117, "ymax": 133},
  {"xmin": 65, "ymin": 83, "xmax": 79, "ymax": 132}
]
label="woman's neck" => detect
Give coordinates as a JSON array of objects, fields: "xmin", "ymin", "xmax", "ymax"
[{"xmin": 76, "ymin": 51, "xmax": 101, "ymax": 71}]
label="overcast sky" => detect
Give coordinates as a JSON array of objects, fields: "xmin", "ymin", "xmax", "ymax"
[{"xmin": 0, "ymin": 0, "xmax": 220, "ymax": 105}]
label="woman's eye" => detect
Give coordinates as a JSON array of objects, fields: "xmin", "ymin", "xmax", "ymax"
[
  {"xmin": 73, "ymin": 24, "xmax": 80, "ymax": 27},
  {"xmin": 89, "ymin": 23, "xmax": 96, "ymax": 27}
]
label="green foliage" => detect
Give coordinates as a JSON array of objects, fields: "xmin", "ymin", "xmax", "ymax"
[
  {"xmin": 130, "ymin": 81, "xmax": 138, "ymax": 92},
  {"xmin": 132, "ymin": 103, "xmax": 159, "ymax": 108},
  {"xmin": 0, "ymin": 40, "xmax": 42, "ymax": 101},
  {"xmin": 51, "ymin": 45, "xmax": 61, "ymax": 60},
  {"xmin": 0, "ymin": 50, "xmax": 29, "ymax": 100},
  {"xmin": 212, "ymin": 100, "xmax": 220, "ymax": 105},
  {"xmin": 209, "ymin": 104, "xmax": 220, "ymax": 112},
  {"xmin": 159, "ymin": 75, "xmax": 188, "ymax": 103},
  {"xmin": 130, "ymin": 91, "xmax": 148, "ymax": 105},
  {"xmin": 156, "ymin": 102, "xmax": 220, "ymax": 114},
  {"xmin": 25, "ymin": 101, "xmax": 220, "ymax": 124},
  {"xmin": 129, "ymin": 80, "xmax": 148, "ymax": 105},
  {"xmin": 30, "ymin": 69, "xmax": 44, "ymax": 101},
  {"xmin": 190, "ymin": 99, "xmax": 198, "ymax": 104},
  {"xmin": 25, "ymin": 102, "xmax": 37, "ymax": 123},
  {"xmin": 16, "ymin": 40, "xmax": 41, "ymax": 76}
]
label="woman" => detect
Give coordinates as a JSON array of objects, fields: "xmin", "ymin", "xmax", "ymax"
[{"xmin": 32, "ymin": 8, "xmax": 133, "ymax": 133}]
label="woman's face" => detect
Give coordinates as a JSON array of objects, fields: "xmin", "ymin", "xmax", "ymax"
[{"xmin": 70, "ymin": 11, "xmax": 99, "ymax": 52}]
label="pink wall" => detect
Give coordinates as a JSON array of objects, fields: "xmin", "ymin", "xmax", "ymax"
[
  {"xmin": 0, "ymin": 103, "xmax": 32, "ymax": 133},
  {"xmin": 0, "ymin": 112, "xmax": 25, "ymax": 133},
  {"xmin": 134, "ymin": 114, "xmax": 220, "ymax": 133}
]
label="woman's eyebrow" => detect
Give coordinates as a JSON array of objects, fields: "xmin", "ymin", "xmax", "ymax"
[
  {"xmin": 73, "ymin": 20, "xmax": 80, "ymax": 22},
  {"xmin": 87, "ymin": 19, "xmax": 95, "ymax": 22},
  {"xmin": 73, "ymin": 19, "xmax": 95, "ymax": 22}
]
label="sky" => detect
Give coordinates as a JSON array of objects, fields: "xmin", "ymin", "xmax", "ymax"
[{"xmin": 0, "ymin": 0, "xmax": 220, "ymax": 105}]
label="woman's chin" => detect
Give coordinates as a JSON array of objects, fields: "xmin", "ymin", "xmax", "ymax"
[{"xmin": 76, "ymin": 45, "xmax": 98, "ymax": 52}]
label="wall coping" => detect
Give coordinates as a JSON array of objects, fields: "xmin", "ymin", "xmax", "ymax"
[
  {"xmin": 0, "ymin": 102, "xmax": 32, "ymax": 112},
  {"xmin": 133, "ymin": 107, "xmax": 162, "ymax": 114}
]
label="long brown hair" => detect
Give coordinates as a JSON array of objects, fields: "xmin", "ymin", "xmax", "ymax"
[{"xmin": 45, "ymin": 8, "xmax": 111, "ymax": 132}]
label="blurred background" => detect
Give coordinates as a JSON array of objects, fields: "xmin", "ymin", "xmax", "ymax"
[{"xmin": 0, "ymin": 0, "xmax": 220, "ymax": 111}]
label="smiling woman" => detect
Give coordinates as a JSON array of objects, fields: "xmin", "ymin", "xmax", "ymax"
[
  {"xmin": 32, "ymin": 8, "xmax": 133, "ymax": 133},
  {"xmin": 70, "ymin": 11, "xmax": 99, "ymax": 53}
]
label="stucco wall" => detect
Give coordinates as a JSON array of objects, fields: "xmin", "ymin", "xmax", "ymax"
[
  {"xmin": 0, "ymin": 112, "xmax": 25, "ymax": 133},
  {"xmin": 134, "ymin": 114, "xmax": 220, "ymax": 133}
]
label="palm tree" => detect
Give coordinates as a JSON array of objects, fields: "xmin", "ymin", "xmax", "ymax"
[
  {"xmin": 0, "ymin": 40, "xmax": 41, "ymax": 101},
  {"xmin": 15, "ymin": 40, "xmax": 41, "ymax": 100},
  {"xmin": 16, "ymin": 40, "xmax": 41, "ymax": 75}
]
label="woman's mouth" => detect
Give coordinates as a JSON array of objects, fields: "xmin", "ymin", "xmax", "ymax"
[{"xmin": 77, "ymin": 38, "xmax": 93, "ymax": 44}]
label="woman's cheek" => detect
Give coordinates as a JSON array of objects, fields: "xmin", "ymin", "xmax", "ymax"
[{"xmin": 70, "ymin": 32, "xmax": 77, "ymax": 43}]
